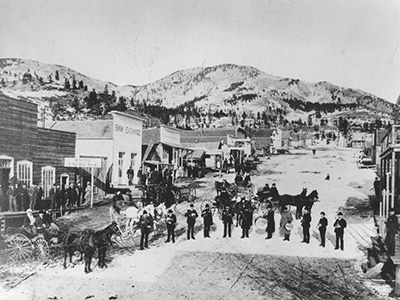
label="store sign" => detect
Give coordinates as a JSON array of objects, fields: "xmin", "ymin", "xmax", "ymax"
[
  {"xmin": 115, "ymin": 124, "xmax": 141, "ymax": 136},
  {"xmin": 64, "ymin": 157, "xmax": 102, "ymax": 168}
]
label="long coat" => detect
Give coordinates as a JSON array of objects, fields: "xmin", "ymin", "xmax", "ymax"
[
  {"xmin": 241, "ymin": 208, "xmax": 253, "ymax": 229},
  {"xmin": 279, "ymin": 211, "xmax": 293, "ymax": 236},
  {"xmin": 266, "ymin": 210, "xmax": 275, "ymax": 233}
]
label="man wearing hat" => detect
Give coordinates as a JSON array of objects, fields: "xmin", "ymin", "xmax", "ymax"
[
  {"xmin": 265, "ymin": 204, "xmax": 275, "ymax": 239},
  {"xmin": 385, "ymin": 208, "xmax": 399, "ymax": 256},
  {"xmin": 222, "ymin": 205, "xmax": 234, "ymax": 238},
  {"xmin": 333, "ymin": 212, "xmax": 347, "ymax": 250},
  {"xmin": 165, "ymin": 209, "xmax": 177, "ymax": 243},
  {"xmin": 301, "ymin": 207, "xmax": 312, "ymax": 244},
  {"xmin": 279, "ymin": 206, "xmax": 293, "ymax": 241},
  {"xmin": 201, "ymin": 204, "xmax": 213, "ymax": 238},
  {"xmin": 184, "ymin": 204, "xmax": 198, "ymax": 240},
  {"xmin": 139, "ymin": 210, "xmax": 154, "ymax": 250}
]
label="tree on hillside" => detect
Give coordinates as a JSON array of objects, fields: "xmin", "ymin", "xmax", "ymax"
[
  {"xmin": 78, "ymin": 80, "xmax": 84, "ymax": 89},
  {"xmin": 64, "ymin": 78, "xmax": 70, "ymax": 89},
  {"xmin": 55, "ymin": 70, "xmax": 60, "ymax": 81},
  {"xmin": 1, "ymin": 78, "xmax": 5, "ymax": 87},
  {"xmin": 72, "ymin": 75, "xmax": 77, "ymax": 90},
  {"xmin": 116, "ymin": 96, "xmax": 128, "ymax": 112}
]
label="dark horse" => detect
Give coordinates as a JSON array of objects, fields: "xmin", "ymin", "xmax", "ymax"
[
  {"xmin": 297, "ymin": 190, "xmax": 319, "ymax": 218},
  {"xmin": 277, "ymin": 188, "xmax": 307, "ymax": 218},
  {"xmin": 79, "ymin": 221, "xmax": 121, "ymax": 273},
  {"xmin": 58, "ymin": 230, "xmax": 83, "ymax": 269}
]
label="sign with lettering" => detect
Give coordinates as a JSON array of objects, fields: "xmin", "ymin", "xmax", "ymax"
[
  {"xmin": 64, "ymin": 157, "xmax": 102, "ymax": 168},
  {"xmin": 115, "ymin": 124, "xmax": 141, "ymax": 136}
]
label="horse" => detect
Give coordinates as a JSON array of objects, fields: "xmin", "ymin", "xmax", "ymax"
[
  {"xmin": 297, "ymin": 190, "xmax": 319, "ymax": 217},
  {"xmin": 278, "ymin": 188, "xmax": 307, "ymax": 216},
  {"xmin": 58, "ymin": 230, "xmax": 83, "ymax": 269},
  {"xmin": 79, "ymin": 221, "xmax": 121, "ymax": 273}
]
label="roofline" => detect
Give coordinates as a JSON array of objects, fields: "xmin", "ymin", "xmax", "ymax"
[{"xmin": 111, "ymin": 111, "xmax": 146, "ymax": 122}]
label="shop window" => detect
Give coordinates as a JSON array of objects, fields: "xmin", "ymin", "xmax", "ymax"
[
  {"xmin": 42, "ymin": 166, "xmax": 55, "ymax": 198},
  {"xmin": 17, "ymin": 160, "xmax": 33, "ymax": 187},
  {"xmin": 118, "ymin": 152, "xmax": 125, "ymax": 178}
]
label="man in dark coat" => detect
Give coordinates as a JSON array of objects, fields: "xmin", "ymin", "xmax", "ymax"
[
  {"xmin": 385, "ymin": 208, "xmax": 399, "ymax": 256},
  {"xmin": 301, "ymin": 207, "xmax": 312, "ymax": 243},
  {"xmin": 334, "ymin": 212, "xmax": 347, "ymax": 250},
  {"xmin": 270, "ymin": 183, "xmax": 279, "ymax": 200},
  {"xmin": 127, "ymin": 166, "xmax": 134, "ymax": 185},
  {"xmin": 222, "ymin": 205, "xmax": 233, "ymax": 238},
  {"xmin": 139, "ymin": 210, "xmax": 153, "ymax": 250},
  {"xmin": 265, "ymin": 206, "xmax": 275, "ymax": 239},
  {"xmin": 18, "ymin": 184, "xmax": 30, "ymax": 211},
  {"xmin": 201, "ymin": 204, "xmax": 213, "ymax": 238},
  {"xmin": 165, "ymin": 209, "xmax": 177, "ymax": 243},
  {"xmin": 34, "ymin": 184, "xmax": 44, "ymax": 210},
  {"xmin": 372, "ymin": 177, "xmax": 381, "ymax": 215},
  {"xmin": 184, "ymin": 204, "xmax": 198, "ymax": 240},
  {"xmin": 241, "ymin": 201, "xmax": 253, "ymax": 238},
  {"xmin": 317, "ymin": 211, "xmax": 328, "ymax": 247}
]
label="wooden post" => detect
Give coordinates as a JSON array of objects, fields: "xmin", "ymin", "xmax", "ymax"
[
  {"xmin": 395, "ymin": 260, "xmax": 400, "ymax": 295},
  {"xmin": 90, "ymin": 167, "xmax": 94, "ymax": 209}
]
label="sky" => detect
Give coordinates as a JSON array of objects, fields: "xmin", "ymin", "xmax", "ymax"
[{"xmin": 0, "ymin": 0, "xmax": 399, "ymax": 102}]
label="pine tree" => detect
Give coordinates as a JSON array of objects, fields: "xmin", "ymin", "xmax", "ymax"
[
  {"xmin": 78, "ymin": 80, "xmax": 84, "ymax": 89},
  {"xmin": 55, "ymin": 70, "xmax": 60, "ymax": 81},
  {"xmin": 64, "ymin": 78, "xmax": 70, "ymax": 89}
]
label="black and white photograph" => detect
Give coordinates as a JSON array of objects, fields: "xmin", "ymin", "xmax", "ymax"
[{"xmin": 0, "ymin": 0, "xmax": 399, "ymax": 299}]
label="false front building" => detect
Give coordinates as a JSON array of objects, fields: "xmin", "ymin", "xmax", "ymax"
[
  {"xmin": 0, "ymin": 91, "xmax": 76, "ymax": 202},
  {"xmin": 47, "ymin": 111, "xmax": 144, "ymax": 197}
]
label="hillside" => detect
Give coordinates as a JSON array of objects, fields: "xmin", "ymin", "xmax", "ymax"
[{"xmin": 0, "ymin": 58, "xmax": 395, "ymax": 128}]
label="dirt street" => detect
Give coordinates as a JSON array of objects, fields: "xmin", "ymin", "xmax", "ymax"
[{"xmin": 1, "ymin": 143, "xmax": 388, "ymax": 299}]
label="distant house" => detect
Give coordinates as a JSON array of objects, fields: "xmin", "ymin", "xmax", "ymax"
[
  {"xmin": 142, "ymin": 125, "xmax": 190, "ymax": 174},
  {"xmin": 350, "ymin": 132, "xmax": 367, "ymax": 148},
  {"xmin": 247, "ymin": 128, "xmax": 276, "ymax": 156},
  {"xmin": 274, "ymin": 127, "xmax": 291, "ymax": 153},
  {"xmin": 181, "ymin": 141, "xmax": 222, "ymax": 169}
]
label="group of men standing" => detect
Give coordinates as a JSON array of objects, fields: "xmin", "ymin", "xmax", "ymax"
[{"xmin": 0, "ymin": 184, "xmax": 43, "ymax": 212}]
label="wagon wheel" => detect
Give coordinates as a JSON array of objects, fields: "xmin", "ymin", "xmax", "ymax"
[
  {"xmin": 33, "ymin": 236, "xmax": 50, "ymax": 263},
  {"xmin": 113, "ymin": 224, "xmax": 140, "ymax": 252},
  {"xmin": 188, "ymin": 187, "xmax": 197, "ymax": 202},
  {"xmin": 174, "ymin": 190, "xmax": 185, "ymax": 204},
  {"xmin": 174, "ymin": 202, "xmax": 187, "ymax": 216},
  {"xmin": 6, "ymin": 234, "xmax": 34, "ymax": 262}
]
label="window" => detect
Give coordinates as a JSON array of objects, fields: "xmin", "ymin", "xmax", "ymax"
[
  {"xmin": 42, "ymin": 166, "xmax": 55, "ymax": 198},
  {"xmin": 118, "ymin": 152, "xmax": 125, "ymax": 178},
  {"xmin": 17, "ymin": 160, "xmax": 33, "ymax": 187}
]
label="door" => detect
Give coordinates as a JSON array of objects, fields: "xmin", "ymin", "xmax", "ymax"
[{"xmin": 118, "ymin": 152, "xmax": 125, "ymax": 185}]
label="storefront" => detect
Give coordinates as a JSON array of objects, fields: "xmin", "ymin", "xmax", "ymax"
[
  {"xmin": 49, "ymin": 111, "xmax": 144, "ymax": 194},
  {"xmin": 0, "ymin": 92, "xmax": 76, "ymax": 206}
]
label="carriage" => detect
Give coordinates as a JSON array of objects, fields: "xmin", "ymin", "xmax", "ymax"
[{"xmin": 2, "ymin": 224, "xmax": 57, "ymax": 263}]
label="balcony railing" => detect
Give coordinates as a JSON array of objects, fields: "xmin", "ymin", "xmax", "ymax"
[{"xmin": 381, "ymin": 125, "xmax": 400, "ymax": 155}]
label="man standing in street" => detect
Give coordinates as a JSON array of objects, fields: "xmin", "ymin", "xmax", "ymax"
[
  {"xmin": 385, "ymin": 208, "xmax": 399, "ymax": 256},
  {"xmin": 334, "ymin": 212, "xmax": 347, "ymax": 250},
  {"xmin": 241, "ymin": 201, "xmax": 253, "ymax": 238},
  {"xmin": 222, "ymin": 205, "xmax": 233, "ymax": 238},
  {"xmin": 201, "ymin": 204, "xmax": 213, "ymax": 238},
  {"xmin": 301, "ymin": 207, "xmax": 312, "ymax": 243},
  {"xmin": 127, "ymin": 166, "xmax": 134, "ymax": 185},
  {"xmin": 185, "ymin": 204, "xmax": 198, "ymax": 240},
  {"xmin": 265, "ymin": 204, "xmax": 275, "ymax": 239},
  {"xmin": 165, "ymin": 209, "xmax": 177, "ymax": 243},
  {"xmin": 317, "ymin": 211, "xmax": 328, "ymax": 247},
  {"xmin": 139, "ymin": 210, "xmax": 153, "ymax": 250},
  {"xmin": 372, "ymin": 177, "xmax": 381, "ymax": 215}
]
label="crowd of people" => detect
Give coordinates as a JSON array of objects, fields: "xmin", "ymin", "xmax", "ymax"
[{"xmin": 0, "ymin": 181, "xmax": 92, "ymax": 213}]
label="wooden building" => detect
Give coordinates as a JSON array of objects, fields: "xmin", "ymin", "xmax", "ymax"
[
  {"xmin": 0, "ymin": 92, "xmax": 76, "ymax": 199},
  {"xmin": 47, "ymin": 111, "xmax": 144, "ymax": 195}
]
